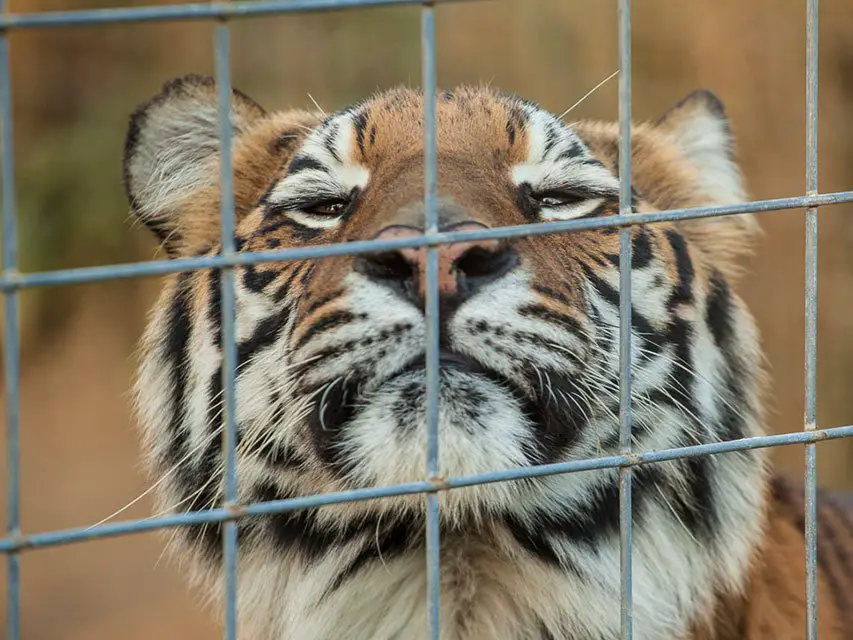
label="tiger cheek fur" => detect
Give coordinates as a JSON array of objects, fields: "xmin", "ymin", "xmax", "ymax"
[{"xmin": 123, "ymin": 77, "xmax": 850, "ymax": 639}]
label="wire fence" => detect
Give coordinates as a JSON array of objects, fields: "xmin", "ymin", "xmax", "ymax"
[{"xmin": 0, "ymin": 0, "xmax": 848, "ymax": 638}]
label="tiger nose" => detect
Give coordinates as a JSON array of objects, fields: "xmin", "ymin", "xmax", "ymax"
[{"xmin": 355, "ymin": 222, "xmax": 518, "ymax": 303}]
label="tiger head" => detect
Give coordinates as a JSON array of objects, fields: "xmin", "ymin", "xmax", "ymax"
[{"xmin": 124, "ymin": 76, "xmax": 768, "ymax": 639}]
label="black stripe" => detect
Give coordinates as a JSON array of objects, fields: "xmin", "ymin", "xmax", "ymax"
[
  {"xmin": 580, "ymin": 158, "xmax": 606, "ymax": 169},
  {"xmin": 162, "ymin": 271, "xmax": 194, "ymax": 467},
  {"xmin": 256, "ymin": 216, "xmax": 297, "ymax": 235},
  {"xmin": 672, "ymin": 455, "xmax": 717, "ymax": 539},
  {"xmin": 705, "ymin": 269, "xmax": 734, "ymax": 349},
  {"xmin": 251, "ymin": 483, "xmax": 337, "ymax": 560},
  {"xmin": 258, "ymin": 213, "xmax": 324, "ymax": 243},
  {"xmin": 287, "ymin": 154, "xmax": 326, "ymax": 176},
  {"xmin": 274, "ymin": 263, "xmax": 305, "ymax": 303},
  {"xmin": 538, "ymin": 467, "xmax": 654, "ymax": 546},
  {"xmin": 352, "ymin": 109, "xmax": 369, "ymax": 157},
  {"xmin": 293, "ymin": 310, "xmax": 355, "ymax": 351},
  {"xmin": 288, "ymin": 345, "xmax": 345, "ymax": 379},
  {"xmin": 717, "ymin": 370, "xmax": 748, "ymax": 442},
  {"xmin": 554, "ymin": 139, "xmax": 585, "ymax": 162},
  {"xmin": 665, "ymin": 316, "xmax": 696, "ymax": 415},
  {"xmin": 242, "ymin": 265, "xmax": 278, "ymax": 293},
  {"xmin": 298, "ymin": 263, "xmax": 316, "ymax": 289},
  {"xmin": 583, "ymin": 265, "xmax": 666, "ymax": 358},
  {"xmin": 522, "ymin": 369, "xmax": 588, "ymax": 463},
  {"xmin": 323, "ymin": 121, "xmax": 342, "ymax": 163},
  {"xmin": 302, "ymin": 289, "xmax": 345, "ymax": 318},
  {"xmin": 507, "ymin": 108, "xmax": 527, "ymax": 143},
  {"xmin": 189, "ymin": 369, "xmax": 227, "ymax": 561},
  {"xmin": 237, "ymin": 304, "xmax": 292, "ymax": 369},
  {"xmin": 518, "ymin": 303, "xmax": 584, "ymax": 336},
  {"xmin": 249, "ymin": 482, "xmax": 408, "ymax": 568},
  {"xmin": 284, "ymin": 217, "xmax": 324, "ymax": 243},
  {"xmin": 147, "ymin": 220, "xmax": 178, "ymax": 251},
  {"xmin": 509, "ymin": 329, "xmax": 583, "ymax": 363},
  {"xmin": 665, "ymin": 230, "xmax": 694, "ymax": 307},
  {"xmin": 506, "ymin": 118, "xmax": 516, "ymax": 145},
  {"xmin": 543, "ymin": 120, "xmax": 560, "ymax": 158},
  {"xmin": 506, "ymin": 466, "xmax": 658, "ymax": 565},
  {"xmin": 533, "ymin": 285, "xmax": 572, "ymax": 307},
  {"xmin": 323, "ymin": 519, "xmax": 414, "ymax": 598},
  {"xmin": 208, "ymin": 269, "xmax": 223, "ymax": 348},
  {"xmin": 642, "ymin": 318, "xmax": 698, "ymax": 431},
  {"xmin": 631, "ymin": 227, "xmax": 653, "ymax": 269},
  {"xmin": 504, "ymin": 514, "xmax": 567, "ymax": 570}
]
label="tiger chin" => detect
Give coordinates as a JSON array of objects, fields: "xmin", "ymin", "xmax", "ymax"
[{"xmin": 123, "ymin": 75, "xmax": 853, "ymax": 639}]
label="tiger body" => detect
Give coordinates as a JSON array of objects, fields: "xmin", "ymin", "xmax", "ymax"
[{"xmin": 123, "ymin": 76, "xmax": 853, "ymax": 639}]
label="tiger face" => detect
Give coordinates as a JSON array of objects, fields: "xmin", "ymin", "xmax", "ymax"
[{"xmin": 124, "ymin": 76, "xmax": 768, "ymax": 639}]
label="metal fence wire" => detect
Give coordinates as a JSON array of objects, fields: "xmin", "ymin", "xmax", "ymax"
[{"xmin": 0, "ymin": 0, "xmax": 849, "ymax": 638}]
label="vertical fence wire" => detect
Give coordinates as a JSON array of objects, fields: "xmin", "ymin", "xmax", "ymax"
[
  {"xmin": 421, "ymin": 4, "xmax": 441, "ymax": 638},
  {"xmin": 0, "ymin": 0, "xmax": 20, "ymax": 634},
  {"xmin": 617, "ymin": 0, "xmax": 633, "ymax": 636},
  {"xmin": 803, "ymin": 0, "xmax": 819, "ymax": 637},
  {"xmin": 214, "ymin": 18, "xmax": 240, "ymax": 640}
]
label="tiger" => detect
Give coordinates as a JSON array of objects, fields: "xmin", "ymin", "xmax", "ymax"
[{"xmin": 122, "ymin": 74, "xmax": 853, "ymax": 639}]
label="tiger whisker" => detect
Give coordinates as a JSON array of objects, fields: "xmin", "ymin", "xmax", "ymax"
[
  {"xmin": 307, "ymin": 93, "xmax": 328, "ymax": 119},
  {"xmin": 558, "ymin": 69, "xmax": 620, "ymax": 120}
]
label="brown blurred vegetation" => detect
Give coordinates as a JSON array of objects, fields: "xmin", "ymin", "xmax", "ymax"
[{"xmin": 0, "ymin": 0, "xmax": 851, "ymax": 637}]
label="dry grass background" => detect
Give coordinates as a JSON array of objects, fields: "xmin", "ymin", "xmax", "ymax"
[{"xmin": 0, "ymin": 0, "xmax": 852, "ymax": 637}]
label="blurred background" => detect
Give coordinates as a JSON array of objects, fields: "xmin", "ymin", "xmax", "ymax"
[{"xmin": 0, "ymin": 0, "xmax": 852, "ymax": 637}]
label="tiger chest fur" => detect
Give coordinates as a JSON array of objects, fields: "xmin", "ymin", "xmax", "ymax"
[{"xmin": 122, "ymin": 76, "xmax": 852, "ymax": 639}]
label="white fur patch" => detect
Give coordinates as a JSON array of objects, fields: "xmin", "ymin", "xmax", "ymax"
[{"xmin": 538, "ymin": 197, "xmax": 604, "ymax": 221}]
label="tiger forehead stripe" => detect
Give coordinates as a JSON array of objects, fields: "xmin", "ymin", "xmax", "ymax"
[
  {"xmin": 318, "ymin": 114, "xmax": 370, "ymax": 188},
  {"xmin": 510, "ymin": 106, "xmax": 620, "ymax": 210},
  {"xmin": 349, "ymin": 106, "xmax": 371, "ymax": 158},
  {"xmin": 265, "ymin": 112, "xmax": 370, "ymax": 220}
]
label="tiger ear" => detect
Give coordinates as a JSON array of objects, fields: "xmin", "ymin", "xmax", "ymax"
[
  {"xmin": 122, "ymin": 74, "xmax": 267, "ymax": 253},
  {"xmin": 656, "ymin": 91, "xmax": 760, "ymax": 277},
  {"xmin": 655, "ymin": 90, "xmax": 745, "ymax": 205},
  {"xmin": 655, "ymin": 91, "xmax": 761, "ymax": 278}
]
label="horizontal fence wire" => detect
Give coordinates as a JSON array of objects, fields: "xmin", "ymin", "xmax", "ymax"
[
  {"xmin": 2, "ymin": 191, "xmax": 853, "ymax": 292},
  {"xmin": 2, "ymin": 423, "xmax": 853, "ymax": 554},
  {"xmin": 0, "ymin": 0, "xmax": 843, "ymax": 637},
  {"xmin": 0, "ymin": 0, "xmax": 477, "ymax": 29}
]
